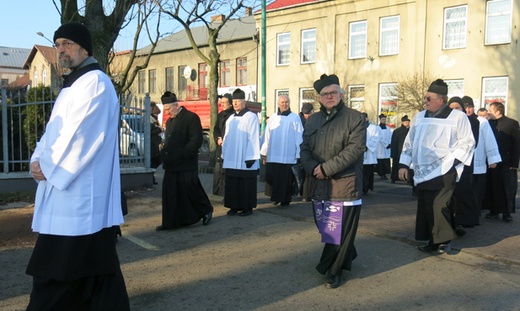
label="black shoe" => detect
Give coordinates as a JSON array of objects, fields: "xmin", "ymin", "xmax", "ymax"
[
  {"xmin": 455, "ymin": 225, "xmax": 466, "ymax": 236},
  {"xmin": 272, "ymin": 201, "xmax": 280, "ymax": 205},
  {"xmin": 227, "ymin": 209, "xmax": 238, "ymax": 216},
  {"xmin": 417, "ymin": 243, "xmax": 437, "ymax": 252},
  {"xmin": 325, "ymin": 274, "xmax": 341, "ymax": 289},
  {"xmin": 485, "ymin": 212, "xmax": 499, "ymax": 219},
  {"xmin": 503, "ymin": 215, "xmax": 513, "ymax": 222},
  {"xmin": 437, "ymin": 243, "xmax": 451, "ymax": 254},
  {"xmin": 239, "ymin": 210, "xmax": 253, "ymax": 217},
  {"xmin": 155, "ymin": 225, "xmax": 171, "ymax": 231},
  {"xmin": 203, "ymin": 212, "xmax": 213, "ymax": 225}
]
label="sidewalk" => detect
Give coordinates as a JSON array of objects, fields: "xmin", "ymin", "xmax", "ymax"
[{"xmin": 198, "ymin": 172, "xmax": 520, "ymax": 266}]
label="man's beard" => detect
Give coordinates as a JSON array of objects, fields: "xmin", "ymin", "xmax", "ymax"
[{"xmin": 58, "ymin": 55, "xmax": 76, "ymax": 68}]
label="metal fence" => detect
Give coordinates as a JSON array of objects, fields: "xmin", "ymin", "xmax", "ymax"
[{"xmin": 0, "ymin": 87, "xmax": 151, "ymax": 175}]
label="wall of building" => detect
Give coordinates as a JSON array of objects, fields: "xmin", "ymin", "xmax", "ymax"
[
  {"xmin": 257, "ymin": 0, "xmax": 520, "ymax": 123},
  {"xmin": 127, "ymin": 38, "xmax": 259, "ymax": 105}
]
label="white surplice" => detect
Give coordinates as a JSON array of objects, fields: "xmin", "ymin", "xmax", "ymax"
[
  {"xmin": 400, "ymin": 109, "xmax": 475, "ymax": 185},
  {"xmin": 474, "ymin": 116, "xmax": 502, "ymax": 174},
  {"xmin": 30, "ymin": 70, "xmax": 123, "ymax": 236},
  {"xmin": 260, "ymin": 112, "xmax": 303, "ymax": 164}
]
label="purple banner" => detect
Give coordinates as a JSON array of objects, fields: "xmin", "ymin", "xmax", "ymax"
[{"xmin": 313, "ymin": 201, "xmax": 343, "ymax": 245}]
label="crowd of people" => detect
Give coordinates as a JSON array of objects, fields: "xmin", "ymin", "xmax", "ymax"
[{"xmin": 23, "ymin": 22, "xmax": 519, "ymax": 310}]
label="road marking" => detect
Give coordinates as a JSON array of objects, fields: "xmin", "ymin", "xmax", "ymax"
[{"xmin": 122, "ymin": 232, "xmax": 159, "ymax": 251}]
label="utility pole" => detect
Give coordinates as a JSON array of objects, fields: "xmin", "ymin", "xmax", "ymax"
[{"xmin": 260, "ymin": 0, "xmax": 266, "ymax": 135}]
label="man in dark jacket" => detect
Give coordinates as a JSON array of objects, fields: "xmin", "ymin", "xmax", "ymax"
[
  {"xmin": 212, "ymin": 93, "xmax": 234, "ymax": 196},
  {"xmin": 390, "ymin": 115, "xmax": 410, "ymax": 183},
  {"xmin": 300, "ymin": 74, "xmax": 366, "ymax": 289},
  {"xmin": 486, "ymin": 101, "xmax": 520, "ymax": 221},
  {"xmin": 156, "ymin": 91, "xmax": 213, "ymax": 230}
]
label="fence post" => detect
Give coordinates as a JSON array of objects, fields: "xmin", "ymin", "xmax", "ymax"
[
  {"xmin": 144, "ymin": 93, "xmax": 151, "ymax": 169},
  {"xmin": 1, "ymin": 88, "xmax": 8, "ymax": 173}
]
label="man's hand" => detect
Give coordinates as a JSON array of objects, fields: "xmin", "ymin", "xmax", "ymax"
[
  {"xmin": 313, "ymin": 164, "xmax": 326, "ymax": 180},
  {"xmin": 398, "ymin": 168, "xmax": 409, "ymax": 181},
  {"xmin": 30, "ymin": 161, "xmax": 46, "ymax": 181},
  {"xmin": 488, "ymin": 163, "xmax": 497, "ymax": 169},
  {"xmin": 217, "ymin": 137, "xmax": 223, "ymax": 146}
]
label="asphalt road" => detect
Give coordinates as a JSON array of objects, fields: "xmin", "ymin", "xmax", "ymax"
[{"xmin": 1, "ymin": 170, "xmax": 519, "ymax": 311}]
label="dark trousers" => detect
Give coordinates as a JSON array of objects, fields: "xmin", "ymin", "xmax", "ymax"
[
  {"xmin": 416, "ymin": 174, "xmax": 457, "ymax": 244},
  {"xmin": 489, "ymin": 164, "xmax": 514, "ymax": 217}
]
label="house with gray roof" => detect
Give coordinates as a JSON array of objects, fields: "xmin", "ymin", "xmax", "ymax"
[{"xmin": 0, "ymin": 46, "xmax": 30, "ymax": 88}]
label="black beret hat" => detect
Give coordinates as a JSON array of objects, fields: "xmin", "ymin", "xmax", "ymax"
[
  {"xmin": 161, "ymin": 91, "xmax": 177, "ymax": 104},
  {"xmin": 301, "ymin": 103, "xmax": 314, "ymax": 114},
  {"xmin": 427, "ymin": 79, "xmax": 448, "ymax": 96},
  {"xmin": 219, "ymin": 93, "xmax": 233, "ymax": 104},
  {"xmin": 448, "ymin": 96, "xmax": 463, "ymax": 104},
  {"xmin": 53, "ymin": 22, "xmax": 93, "ymax": 56},
  {"xmin": 379, "ymin": 113, "xmax": 386, "ymax": 119},
  {"xmin": 401, "ymin": 115, "xmax": 410, "ymax": 122},
  {"xmin": 232, "ymin": 88, "xmax": 246, "ymax": 100},
  {"xmin": 313, "ymin": 74, "xmax": 340, "ymax": 94},
  {"xmin": 461, "ymin": 96, "xmax": 474, "ymax": 108}
]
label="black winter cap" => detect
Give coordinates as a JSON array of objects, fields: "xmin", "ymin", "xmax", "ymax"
[{"xmin": 54, "ymin": 22, "xmax": 93, "ymax": 56}]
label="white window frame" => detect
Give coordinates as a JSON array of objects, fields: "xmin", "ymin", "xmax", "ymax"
[
  {"xmin": 445, "ymin": 79, "xmax": 465, "ymax": 99},
  {"xmin": 485, "ymin": 0, "xmax": 512, "ymax": 45},
  {"xmin": 301, "ymin": 28, "xmax": 316, "ymax": 64},
  {"xmin": 482, "ymin": 76, "xmax": 508, "ymax": 112},
  {"xmin": 379, "ymin": 16, "xmax": 400, "ymax": 56},
  {"xmin": 378, "ymin": 83, "xmax": 398, "ymax": 128},
  {"xmin": 277, "ymin": 32, "xmax": 291, "ymax": 66},
  {"xmin": 347, "ymin": 85, "xmax": 365, "ymax": 111},
  {"xmin": 299, "ymin": 87, "xmax": 315, "ymax": 111},
  {"xmin": 443, "ymin": 5, "xmax": 468, "ymax": 50},
  {"xmin": 349, "ymin": 20, "xmax": 367, "ymax": 59},
  {"xmin": 33, "ymin": 70, "xmax": 39, "ymax": 87}
]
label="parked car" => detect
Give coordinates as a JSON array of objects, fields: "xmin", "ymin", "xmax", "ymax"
[{"xmin": 120, "ymin": 114, "xmax": 145, "ymax": 157}]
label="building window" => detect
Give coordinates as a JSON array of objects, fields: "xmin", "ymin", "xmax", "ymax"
[
  {"xmin": 482, "ymin": 76, "xmax": 508, "ymax": 111},
  {"xmin": 299, "ymin": 88, "xmax": 316, "ymax": 111},
  {"xmin": 198, "ymin": 63, "xmax": 207, "ymax": 89},
  {"xmin": 236, "ymin": 57, "xmax": 247, "ymax": 86},
  {"xmin": 165, "ymin": 67, "xmax": 174, "ymax": 92},
  {"xmin": 178, "ymin": 65, "xmax": 187, "ymax": 97},
  {"xmin": 349, "ymin": 20, "xmax": 367, "ymax": 59},
  {"xmin": 445, "ymin": 79, "xmax": 464, "ymax": 98},
  {"xmin": 277, "ymin": 32, "xmax": 291, "ymax": 66},
  {"xmin": 347, "ymin": 85, "xmax": 365, "ymax": 111},
  {"xmin": 1, "ymin": 79, "xmax": 8, "ymax": 87},
  {"xmin": 33, "ymin": 70, "xmax": 39, "ymax": 87},
  {"xmin": 485, "ymin": 0, "xmax": 512, "ymax": 45},
  {"xmin": 219, "ymin": 59, "xmax": 230, "ymax": 87},
  {"xmin": 444, "ymin": 5, "xmax": 467, "ymax": 50},
  {"xmin": 138, "ymin": 71, "xmax": 145, "ymax": 94},
  {"xmin": 275, "ymin": 89, "xmax": 289, "ymax": 113},
  {"xmin": 148, "ymin": 69, "xmax": 156, "ymax": 94},
  {"xmin": 301, "ymin": 29, "xmax": 316, "ymax": 64},
  {"xmin": 42, "ymin": 69, "xmax": 47, "ymax": 86},
  {"xmin": 380, "ymin": 16, "xmax": 400, "ymax": 56},
  {"xmin": 378, "ymin": 83, "xmax": 398, "ymax": 128}
]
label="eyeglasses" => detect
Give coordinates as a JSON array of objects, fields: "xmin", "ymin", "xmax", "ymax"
[
  {"xmin": 423, "ymin": 96, "xmax": 439, "ymax": 102},
  {"xmin": 53, "ymin": 41, "xmax": 77, "ymax": 49},
  {"xmin": 320, "ymin": 90, "xmax": 339, "ymax": 97}
]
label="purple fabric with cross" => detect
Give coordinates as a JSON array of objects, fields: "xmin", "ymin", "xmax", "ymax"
[{"xmin": 313, "ymin": 201, "xmax": 343, "ymax": 245}]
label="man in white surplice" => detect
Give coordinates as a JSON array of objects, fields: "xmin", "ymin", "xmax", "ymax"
[
  {"xmin": 26, "ymin": 22, "xmax": 128, "ymax": 310},
  {"xmin": 399, "ymin": 79, "xmax": 475, "ymax": 255}
]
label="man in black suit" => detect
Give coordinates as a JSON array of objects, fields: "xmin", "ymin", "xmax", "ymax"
[
  {"xmin": 486, "ymin": 102, "xmax": 520, "ymax": 222},
  {"xmin": 156, "ymin": 91, "xmax": 213, "ymax": 230}
]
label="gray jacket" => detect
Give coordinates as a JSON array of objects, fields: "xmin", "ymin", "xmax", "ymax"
[{"xmin": 300, "ymin": 101, "xmax": 366, "ymax": 201}]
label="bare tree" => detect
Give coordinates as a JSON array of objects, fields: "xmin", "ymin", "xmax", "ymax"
[
  {"xmin": 156, "ymin": 0, "xmax": 250, "ymax": 159},
  {"xmin": 55, "ymin": 0, "xmax": 139, "ymax": 71},
  {"xmin": 107, "ymin": 1, "xmax": 163, "ymax": 97},
  {"xmin": 394, "ymin": 70, "xmax": 437, "ymax": 114}
]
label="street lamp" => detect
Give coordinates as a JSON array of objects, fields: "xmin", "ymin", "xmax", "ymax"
[{"xmin": 36, "ymin": 32, "xmax": 54, "ymax": 46}]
